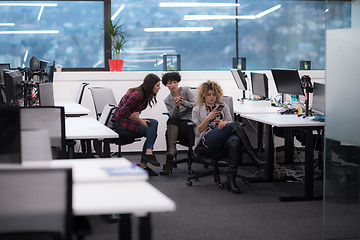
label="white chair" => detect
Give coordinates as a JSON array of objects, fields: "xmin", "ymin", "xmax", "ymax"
[
  {"xmin": 88, "ymin": 87, "xmax": 116, "ymax": 120},
  {"xmin": 21, "ymin": 129, "xmax": 53, "ymax": 162}
]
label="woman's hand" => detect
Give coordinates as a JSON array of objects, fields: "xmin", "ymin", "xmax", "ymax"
[
  {"xmin": 205, "ymin": 108, "xmax": 220, "ymax": 122},
  {"xmin": 129, "ymin": 111, "xmax": 140, "ymax": 119},
  {"xmin": 217, "ymin": 120, "xmax": 228, "ymax": 130},
  {"xmin": 139, "ymin": 118, "xmax": 150, "ymax": 127}
]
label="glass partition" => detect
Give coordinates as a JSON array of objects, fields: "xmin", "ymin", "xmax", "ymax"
[{"xmin": 323, "ymin": 1, "xmax": 360, "ymax": 239}]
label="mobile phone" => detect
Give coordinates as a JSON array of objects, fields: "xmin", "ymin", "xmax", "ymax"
[{"xmin": 216, "ymin": 105, "xmax": 224, "ymax": 112}]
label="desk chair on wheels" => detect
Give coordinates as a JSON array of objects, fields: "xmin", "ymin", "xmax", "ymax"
[{"xmin": 186, "ymin": 96, "xmax": 249, "ymax": 191}]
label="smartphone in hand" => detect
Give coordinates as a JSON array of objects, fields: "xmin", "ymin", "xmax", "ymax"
[{"xmin": 216, "ymin": 104, "xmax": 224, "ymax": 112}]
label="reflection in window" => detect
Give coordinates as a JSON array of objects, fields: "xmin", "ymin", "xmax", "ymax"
[{"xmin": 0, "ymin": 1, "xmax": 104, "ymax": 68}]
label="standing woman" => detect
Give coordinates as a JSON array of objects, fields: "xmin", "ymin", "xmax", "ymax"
[
  {"xmin": 112, "ymin": 73, "xmax": 161, "ymax": 176},
  {"xmin": 192, "ymin": 80, "xmax": 265, "ymax": 193},
  {"xmin": 161, "ymin": 72, "xmax": 196, "ymax": 175}
]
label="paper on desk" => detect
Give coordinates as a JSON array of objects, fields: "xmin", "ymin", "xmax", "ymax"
[{"xmin": 102, "ymin": 163, "xmax": 147, "ymax": 176}]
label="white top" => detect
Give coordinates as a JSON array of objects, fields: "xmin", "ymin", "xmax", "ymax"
[
  {"xmin": 233, "ymin": 99, "xmax": 280, "ymax": 115},
  {"xmin": 56, "ymin": 101, "xmax": 91, "ymax": 117},
  {"xmin": 65, "ymin": 117, "xmax": 118, "ymax": 140},
  {"xmin": 240, "ymin": 113, "xmax": 325, "ymax": 128},
  {"xmin": 23, "ymin": 158, "xmax": 148, "ymax": 183}
]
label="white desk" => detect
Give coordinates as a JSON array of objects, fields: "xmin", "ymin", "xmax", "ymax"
[
  {"xmin": 65, "ymin": 117, "xmax": 118, "ymax": 158},
  {"xmin": 23, "ymin": 158, "xmax": 148, "ymax": 182},
  {"xmin": 233, "ymin": 99, "xmax": 280, "ymax": 115},
  {"xmin": 240, "ymin": 113, "xmax": 324, "ymax": 201},
  {"xmin": 56, "ymin": 101, "xmax": 91, "ymax": 117},
  {"xmin": 22, "ymin": 158, "xmax": 176, "ymax": 240}
]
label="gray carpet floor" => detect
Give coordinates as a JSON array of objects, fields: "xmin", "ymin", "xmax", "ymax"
[{"xmin": 84, "ymin": 151, "xmax": 323, "ymax": 240}]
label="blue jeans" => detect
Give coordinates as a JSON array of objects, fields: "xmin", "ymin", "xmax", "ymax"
[
  {"xmin": 203, "ymin": 122, "xmax": 239, "ymax": 150},
  {"xmin": 113, "ymin": 119, "xmax": 158, "ymax": 156}
]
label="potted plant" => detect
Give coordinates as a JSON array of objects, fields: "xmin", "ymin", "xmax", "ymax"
[{"xmin": 102, "ymin": 19, "xmax": 127, "ymax": 71}]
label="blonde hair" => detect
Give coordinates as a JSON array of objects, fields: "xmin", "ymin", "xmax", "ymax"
[{"xmin": 197, "ymin": 80, "xmax": 223, "ymax": 105}]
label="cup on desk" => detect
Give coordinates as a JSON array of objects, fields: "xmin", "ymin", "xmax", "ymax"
[
  {"xmin": 56, "ymin": 65, "xmax": 62, "ymax": 72},
  {"xmin": 169, "ymin": 65, "xmax": 175, "ymax": 71}
]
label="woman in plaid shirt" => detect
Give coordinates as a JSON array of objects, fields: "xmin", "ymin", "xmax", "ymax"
[{"xmin": 112, "ymin": 73, "xmax": 161, "ymax": 176}]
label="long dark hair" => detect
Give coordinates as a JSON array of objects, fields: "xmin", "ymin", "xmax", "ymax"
[{"xmin": 130, "ymin": 73, "xmax": 160, "ymax": 107}]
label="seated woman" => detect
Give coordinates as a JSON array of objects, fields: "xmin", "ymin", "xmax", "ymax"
[
  {"xmin": 192, "ymin": 80, "xmax": 265, "ymax": 193},
  {"xmin": 161, "ymin": 72, "xmax": 196, "ymax": 175},
  {"xmin": 111, "ymin": 73, "xmax": 161, "ymax": 176}
]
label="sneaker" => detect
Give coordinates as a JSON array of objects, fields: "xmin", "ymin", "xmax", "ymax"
[
  {"xmin": 142, "ymin": 154, "xmax": 160, "ymax": 167},
  {"xmin": 145, "ymin": 166, "xmax": 158, "ymax": 176}
]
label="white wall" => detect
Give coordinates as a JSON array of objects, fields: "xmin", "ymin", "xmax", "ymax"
[{"xmin": 53, "ymin": 70, "xmax": 325, "ymax": 152}]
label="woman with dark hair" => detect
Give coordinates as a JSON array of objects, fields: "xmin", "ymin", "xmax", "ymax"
[
  {"xmin": 192, "ymin": 80, "xmax": 265, "ymax": 193},
  {"xmin": 112, "ymin": 73, "xmax": 161, "ymax": 176},
  {"xmin": 161, "ymin": 72, "xmax": 196, "ymax": 175}
]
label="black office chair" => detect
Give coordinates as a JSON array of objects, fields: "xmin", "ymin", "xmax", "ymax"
[
  {"xmin": 186, "ymin": 96, "xmax": 247, "ymax": 189},
  {"xmin": 98, "ymin": 104, "xmax": 141, "ymax": 157},
  {"xmin": 75, "ymin": 82, "xmax": 89, "ymax": 104},
  {"xmin": 0, "ymin": 168, "xmax": 73, "ymax": 240}
]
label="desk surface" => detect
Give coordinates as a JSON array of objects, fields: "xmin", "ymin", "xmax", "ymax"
[
  {"xmin": 65, "ymin": 117, "xmax": 118, "ymax": 140},
  {"xmin": 240, "ymin": 113, "xmax": 324, "ymax": 128},
  {"xmin": 23, "ymin": 158, "xmax": 148, "ymax": 183},
  {"xmin": 56, "ymin": 101, "xmax": 91, "ymax": 117},
  {"xmin": 234, "ymin": 99, "xmax": 280, "ymax": 115}
]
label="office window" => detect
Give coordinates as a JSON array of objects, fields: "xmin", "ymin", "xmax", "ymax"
[{"xmin": 0, "ymin": 1, "xmax": 104, "ymax": 68}]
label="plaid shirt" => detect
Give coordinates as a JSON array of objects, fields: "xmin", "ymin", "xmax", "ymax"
[{"xmin": 111, "ymin": 90, "xmax": 147, "ymax": 131}]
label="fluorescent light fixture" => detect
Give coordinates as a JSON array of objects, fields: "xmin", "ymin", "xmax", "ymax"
[
  {"xmin": 325, "ymin": 9, "xmax": 329, "ymax": 13},
  {"xmin": 144, "ymin": 27, "xmax": 213, "ymax": 32},
  {"xmin": 184, "ymin": 15, "xmax": 255, "ymax": 20},
  {"xmin": 255, "ymin": 4, "xmax": 281, "ymax": 19},
  {"xmin": 159, "ymin": 2, "xmax": 240, "ymax": 7},
  {"xmin": 0, "ymin": 23, "xmax": 15, "ymax": 26},
  {"xmin": 23, "ymin": 49, "xmax": 28, "ymax": 62},
  {"xmin": 111, "ymin": 4, "xmax": 125, "ymax": 21},
  {"xmin": 0, "ymin": 30, "xmax": 59, "ymax": 34},
  {"xmin": 127, "ymin": 49, "xmax": 176, "ymax": 54},
  {"xmin": 37, "ymin": 6, "xmax": 44, "ymax": 21},
  {"xmin": 0, "ymin": 3, "xmax": 57, "ymax": 7}
]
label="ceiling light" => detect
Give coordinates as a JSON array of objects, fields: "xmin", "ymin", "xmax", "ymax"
[
  {"xmin": 184, "ymin": 15, "xmax": 256, "ymax": 20},
  {"xmin": 0, "ymin": 30, "xmax": 60, "ymax": 34},
  {"xmin": 111, "ymin": 4, "xmax": 125, "ymax": 21},
  {"xmin": 37, "ymin": 6, "xmax": 44, "ymax": 21},
  {"xmin": 144, "ymin": 27, "xmax": 213, "ymax": 32},
  {"xmin": 0, "ymin": 3, "xmax": 57, "ymax": 7},
  {"xmin": 23, "ymin": 49, "xmax": 28, "ymax": 62},
  {"xmin": 256, "ymin": 4, "xmax": 281, "ymax": 19},
  {"xmin": 0, "ymin": 23, "xmax": 15, "ymax": 26},
  {"xmin": 159, "ymin": 2, "xmax": 240, "ymax": 7}
]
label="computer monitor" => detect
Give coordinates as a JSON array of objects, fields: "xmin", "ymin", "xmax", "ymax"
[
  {"xmin": 30, "ymin": 56, "xmax": 39, "ymax": 70},
  {"xmin": 44, "ymin": 61, "xmax": 55, "ymax": 82},
  {"xmin": 250, "ymin": 72, "xmax": 269, "ymax": 99},
  {"xmin": 40, "ymin": 59, "xmax": 49, "ymax": 69},
  {"xmin": 38, "ymin": 82, "xmax": 55, "ymax": 106},
  {"xmin": 4, "ymin": 69, "xmax": 23, "ymax": 105},
  {"xmin": 0, "ymin": 63, "xmax": 10, "ymax": 85},
  {"xmin": 0, "ymin": 105, "xmax": 21, "ymax": 163},
  {"xmin": 312, "ymin": 82, "xmax": 325, "ymax": 115},
  {"xmin": 271, "ymin": 69, "xmax": 304, "ymax": 96},
  {"xmin": 231, "ymin": 69, "xmax": 247, "ymax": 91}
]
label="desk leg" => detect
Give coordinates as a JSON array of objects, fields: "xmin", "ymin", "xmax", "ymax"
[
  {"xmin": 119, "ymin": 214, "xmax": 131, "ymax": 240},
  {"xmin": 103, "ymin": 139, "xmax": 111, "ymax": 158},
  {"xmin": 264, "ymin": 124, "xmax": 274, "ymax": 181},
  {"xmin": 284, "ymin": 129, "xmax": 294, "ymax": 164},
  {"xmin": 139, "ymin": 214, "xmax": 152, "ymax": 240},
  {"xmin": 67, "ymin": 140, "xmax": 76, "ymax": 159},
  {"xmin": 257, "ymin": 122, "xmax": 264, "ymax": 152}
]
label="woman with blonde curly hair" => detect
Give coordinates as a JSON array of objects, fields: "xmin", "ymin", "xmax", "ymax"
[{"xmin": 192, "ymin": 80, "xmax": 265, "ymax": 193}]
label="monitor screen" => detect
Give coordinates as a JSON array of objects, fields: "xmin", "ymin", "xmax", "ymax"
[
  {"xmin": 38, "ymin": 82, "xmax": 55, "ymax": 106},
  {"xmin": 312, "ymin": 82, "xmax": 325, "ymax": 115},
  {"xmin": 0, "ymin": 105, "xmax": 21, "ymax": 163},
  {"xmin": 231, "ymin": 69, "xmax": 247, "ymax": 91},
  {"xmin": 30, "ymin": 56, "xmax": 39, "ymax": 70},
  {"xmin": 250, "ymin": 72, "xmax": 269, "ymax": 99},
  {"xmin": 4, "ymin": 69, "xmax": 23, "ymax": 105},
  {"xmin": 271, "ymin": 69, "xmax": 304, "ymax": 96}
]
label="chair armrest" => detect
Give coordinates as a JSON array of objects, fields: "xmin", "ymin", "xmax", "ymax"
[
  {"xmin": 187, "ymin": 121, "xmax": 195, "ymax": 126},
  {"xmin": 162, "ymin": 112, "xmax": 170, "ymax": 116}
]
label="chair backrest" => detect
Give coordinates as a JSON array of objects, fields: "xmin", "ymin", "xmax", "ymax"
[
  {"xmin": 98, "ymin": 104, "xmax": 117, "ymax": 129},
  {"xmin": 21, "ymin": 129, "xmax": 53, "ymax": 162},
  {"xmin": 0, "ymin": 168, "xmax": 72, "ymax": 240},
  {"xmin": 20, "ymin": 106, "xmax": 66, "ymax": 159},
  {"xmin": 222, "ymin": 96, "xmax": 234, "ymax": 121},
  {"xmin": 38, "ymin": 82, "xmax": 55, "ymax": 106},
  {"xmin": 89, "ymin": 87, "xmax": 117, "ymax": 119},
  {"xmin": 75, "ymin": 82, "xmax": 89, "ymax": 104}
]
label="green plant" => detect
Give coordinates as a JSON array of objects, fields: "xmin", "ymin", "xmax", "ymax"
[{"xmin": 102, "ymin": 19, "xmax": 127, "ymax": 59}]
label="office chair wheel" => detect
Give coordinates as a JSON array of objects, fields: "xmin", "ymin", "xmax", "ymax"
[
  {"xmin": 218, "ymin": 183, "xmax": 224, "ymax": 189},
  {"xmin": 194, "ymin": 178, "xmax": 199, "ymax": 182},
  {"xmin": 188, "ymin": 170, "xmax": 194, "ymax": 174},
  {"xmin": 187, "ymin": 180, "xmax": 192, "ymax": 186}
]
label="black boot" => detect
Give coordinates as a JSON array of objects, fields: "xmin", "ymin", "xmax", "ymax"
[
  {"xmin": 226, "ymin": 140, "xmax": 242, "ymax": 194},
  {"xmin": 167, "ymin": 124, "xmax": 179, "ymax": 157},
  {"xmin": 160, "ymin": 154, "xmax": 176, "ymax": 175},
  {"xmin": 231, "ymin": 122, "xmax": 266, "ymax": 170}
]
